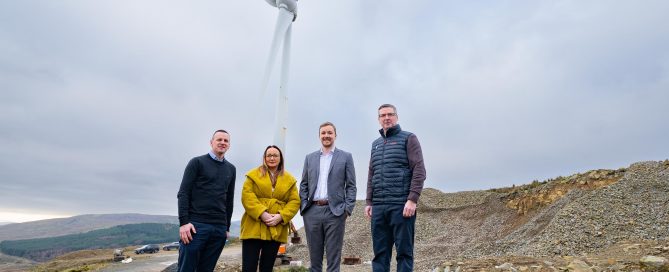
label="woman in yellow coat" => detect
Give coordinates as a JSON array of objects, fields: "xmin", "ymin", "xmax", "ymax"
[{"xmin": 240, "ymin": 145, "xmax": 300, "ymax": 272}]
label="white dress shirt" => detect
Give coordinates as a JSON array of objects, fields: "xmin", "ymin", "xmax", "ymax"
[{"xmin": 313, "ymin": 147, "xmax": 335, "ymax": 201}]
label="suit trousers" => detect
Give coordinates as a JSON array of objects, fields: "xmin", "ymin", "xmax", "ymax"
[
  {"xmin": 303, "ymin": 205, "xmax": 347, "ymax": 272},
  {"xmin": 371, "ymin": 204, "xmax": 416, "ymax": 272}
]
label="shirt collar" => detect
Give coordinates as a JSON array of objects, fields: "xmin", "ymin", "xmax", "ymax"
[
  {"xmin": 320, "ymin": 146, "xmax": 336, "ymax": 155},
  {"xmin": 209, "ymin": 151, "xmax": 225, "ymax": 162}
]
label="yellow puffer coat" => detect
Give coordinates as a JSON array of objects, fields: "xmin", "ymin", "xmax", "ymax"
[{"xmin": 240, "ymin": 167, "xmax": 300, "ymax": 243}]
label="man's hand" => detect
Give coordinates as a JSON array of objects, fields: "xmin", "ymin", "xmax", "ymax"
[
  {"xmin": 180, "ymin": 223, "xmax": 196, "ymax": 244},
  {"xmin": 365, "ymin": 206, "xmax": 372, "ymax": 219},
  {"xmin": 403, "ymin": 200, "xmax": 417, "ymax": 218}
]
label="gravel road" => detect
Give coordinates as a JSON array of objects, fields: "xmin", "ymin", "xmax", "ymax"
[
  {"xmin": 101, "ymin": 244, "xmax": 242, "ymax": 272},
  {"xmin": 99, "ymin": 252, "xmax": 179, "ymax": 272}
]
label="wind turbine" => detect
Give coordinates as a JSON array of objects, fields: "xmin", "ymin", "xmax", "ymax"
[{"xmin": 261, "ymin": 0, "xmax": 298, "ymax": 153}]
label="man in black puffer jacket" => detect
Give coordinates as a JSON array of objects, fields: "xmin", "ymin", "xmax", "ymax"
[{"xmin": 365, "ymin": 104, "xmax": 426, "ymax": 272}]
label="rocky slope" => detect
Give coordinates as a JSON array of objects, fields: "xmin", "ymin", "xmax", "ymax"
[{"xmin": 284, "ymin": 160, "xmax": 669, "ymax": 271}]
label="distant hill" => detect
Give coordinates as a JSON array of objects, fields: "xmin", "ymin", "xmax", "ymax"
[
  {"xmin": 0, "ymin": 223, "xmax": 178, "ymax": 261},
  {"xmin": 0, "ymin": 222, "xmax": 14, "ymax": 226},
  {"xmin": 0, "ymin": 213, "xmax": 178, "ymax": 242},
  {"xmin": 0, "ymin": 213, "xmax": 242, "ymax": 244},
  {"xmin": 229, "ymin": 220, "xmax": 241, "ymax": 237}
]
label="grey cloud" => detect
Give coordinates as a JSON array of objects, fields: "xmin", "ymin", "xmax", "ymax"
[{"xmin": 1, "ymin": 1, "xmax": 668, "ymax": 222}]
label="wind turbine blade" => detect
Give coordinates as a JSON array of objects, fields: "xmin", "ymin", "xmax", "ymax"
[
  {"xmin": 259, "ymin": 9, "xmax": 295, "ymax": 99},
  {"xmin": 273, "ymin": 23, "xmax": 291, "ymax": 153},
  {"xmin": 280, "ymin": 24, "xmax": 292, "ymax": 92}
]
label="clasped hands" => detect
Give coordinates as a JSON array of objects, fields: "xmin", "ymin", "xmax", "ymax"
[{"xmin": 260, "ymin": 211, "xmax": 283, "ymax": 227}]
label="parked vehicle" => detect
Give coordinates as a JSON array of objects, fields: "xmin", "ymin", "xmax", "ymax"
[
  {"xmin": 134, "ymin": 244, "xmax": 160, "ymax": 254},
  {"xmin": 113, "ymin": 248, "xmax": 127, "ymax": 262},
  {"xmin": 162, "ymin": 241, "xmax": 180, "ymax": 251}
]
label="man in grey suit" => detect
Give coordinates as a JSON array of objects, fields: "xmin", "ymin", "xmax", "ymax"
[{"xmin": 300, "ymin": 121, "xmax": 357, "ymax": 272}]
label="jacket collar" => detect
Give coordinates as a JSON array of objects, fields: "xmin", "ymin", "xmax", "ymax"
[
  {"xmin": 379, "ymin": 124, "xmax": 402, "ymax": 138},
  {"xmin": 246, "ymin": 167, "xmax": 294, "ymax": 184}
]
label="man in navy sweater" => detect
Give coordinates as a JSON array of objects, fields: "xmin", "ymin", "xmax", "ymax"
[{"xmin": 177, "ymin": 129, "xmax": 236, "ymax": 272}]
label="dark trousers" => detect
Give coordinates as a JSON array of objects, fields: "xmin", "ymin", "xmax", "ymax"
[
  {"xmin": 242, "ymin": 239, "xmax": 281, "ymax": 272},
  {"xmin": 178, "ymin": 221, "xmax": 228, "ymax": 272},
  {"xmin": 371, "ymin": 204, "xmax": 416, "ymax": 272}
]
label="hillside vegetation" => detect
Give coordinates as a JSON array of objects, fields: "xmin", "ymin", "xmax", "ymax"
[
  {"xmin": 0, "ymin": 252, "xmax": 34, "ymax": 272},
  {"xmin": 0, "ymin": 223, "xmax": 178, "ymax": 261}
]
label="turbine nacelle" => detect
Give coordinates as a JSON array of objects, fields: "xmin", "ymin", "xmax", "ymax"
[{"xmin": 265, "ymin": 0, "xmax": 297, "ymax": 21}]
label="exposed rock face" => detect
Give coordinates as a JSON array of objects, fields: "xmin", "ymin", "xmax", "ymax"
[
  {"xmin": 504, "ymin": 169, "xmax": 625, "ymax": 216},
  {"xmin": 517, "ymin": 161, "xmax": 669, "ymax": 256}
]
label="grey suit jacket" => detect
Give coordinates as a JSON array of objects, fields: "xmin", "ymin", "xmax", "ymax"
[{"xmin": 299, "ymin": 148, "xmax": 356, "ymax": 216}]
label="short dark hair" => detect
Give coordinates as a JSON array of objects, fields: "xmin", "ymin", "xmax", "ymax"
[
  {"xmin": 319, "ymin": 122, "xmax": 337, "ymax": 135},
  {"xmin": 212, "ymin": 129, "xmax": 229, "ymax": 140},
  {"xmin": 378, "ymin": 104, "xmax": 397, "ymax": 114}
]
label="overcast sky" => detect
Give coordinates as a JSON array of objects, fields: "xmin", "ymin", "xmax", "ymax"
[{"xmin": 1, "ymin": 1, "xmax": 668, "ymax": 224}]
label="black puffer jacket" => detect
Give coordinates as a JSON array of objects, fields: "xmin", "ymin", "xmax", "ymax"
[{"xmin": 369, "ymin": 125, "xmax": 413, "ymax": 205}]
